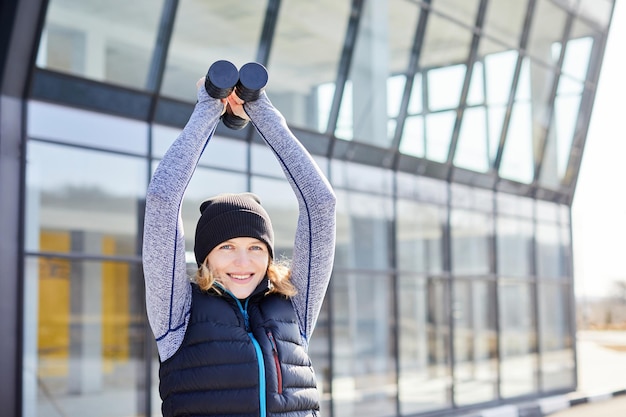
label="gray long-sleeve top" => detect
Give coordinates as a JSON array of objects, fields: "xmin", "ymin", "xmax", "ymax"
[{"xmin": 142, "ymin": 84, "xmax": 336, "ymax": 362}]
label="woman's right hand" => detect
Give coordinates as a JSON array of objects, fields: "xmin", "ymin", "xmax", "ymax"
[{"xmin": 196, "ymin": 76, "xmax": 228, "ymax": 115}]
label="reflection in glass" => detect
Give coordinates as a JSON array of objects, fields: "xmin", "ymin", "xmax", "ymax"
[
  {"xmin": 270, "ymin": 0, "xmax": 350, "ymax": 132},
  {"xmin": 453, "ymin": 280, "xmax": 497, "ymax": 405},
  {"xmin": 481, "ymin": 0, "xmax": 529, "ymax": 47},
  {"xmin": 398, "ymin": 277, "xmax": 451, "ymax": 415},
  {"xmin": 37, "ymin": 0, "xmax": 165, "ymax": 90},
  {"xmin": 26, "ymin": 142, "xmax": 146, "ymax": 256},
  {"xmin": 499, "ymin": 281, "xmax": 537, "ymax": 398},
  {"xmin": 28, "ymin": 257, "xmax": 146, "ymax": 417},
  {"xmin": 451, "ymin": 210, "xmax": 491, "ymax": 275},
  {"xmin": 536, "ymin": 222, "xmax": 569, "ymax": 279},
  {"xmin": 337, "ymin": 1, "xmax": 420, "ymax": 145},
  {"xmin": 333, "ymin": 190, "xmax": 392, "ymax": 271},
  {"xmin": 497, "ymin": 216, "xmax": 532, "ymax": 277},
  {"xmin": 526, "ymin": 0, "xmax": 567, "ymax": 66},
  {"xmin": 397, "ymin": 200, "xmax": 444, "ymax": 274},
  {"xmin": 332, "ymin": 271, "xmax": 396, "ymax": 417},
  {"xmin": 161, "ymin": 0, "xmax": 267, "ymax": 101}
]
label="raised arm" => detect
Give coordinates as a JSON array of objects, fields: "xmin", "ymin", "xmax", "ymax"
[
  {"xmin": 244, "ymin": 93, "xmax": 336, "ymax": 344},
  {"xmin": 142, "ymin": 84, "xmax": 224, "ymax": 361}
]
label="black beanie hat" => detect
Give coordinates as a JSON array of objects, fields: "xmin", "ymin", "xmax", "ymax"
[{"xmin": 194, "ymin": 192, "xmax": 274, "ymax": 266}]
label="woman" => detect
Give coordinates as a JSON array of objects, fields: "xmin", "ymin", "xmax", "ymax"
[{"xmin": 142, "ymin": 70, "xmax": 336, "ymax": 417}]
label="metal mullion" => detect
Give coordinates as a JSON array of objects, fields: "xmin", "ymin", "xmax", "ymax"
[
  {"xmin": 446, "ymin": 0, "xmax": 489, "ymax": 181},
  {"xmin": 326, "ymin": 0, "xmax": 365, "ymax": 158},
  {"xmin": 531, "ymin": 12, "xmax": 574, "ymax": 192},
  {"xmin": 564, "ymin": 11, "xmax": 614, "ymax": 204},
  {"xmin": 256, "ymin": 0, "xmax": 281, "ymax": 65},
  {"xmin": 493, "ymin": 0, "xmax": 537, "ymax": 174},
  {"xmin": 389, "ymin": 0, "xmax": 431, "ymax": 169}
]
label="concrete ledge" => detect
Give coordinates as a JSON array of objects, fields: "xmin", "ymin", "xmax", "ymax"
[{"xmin": 467, "ymin": 388, "xmax": 626, "ymax": 417}]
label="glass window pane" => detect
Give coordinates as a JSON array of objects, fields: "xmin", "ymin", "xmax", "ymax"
[
  {"xmin": 527, "ymin": 0, "xmax": 568, "ymax": 66},
  {"xmin": 454, "ymin": 107, "xmax": 489, "ymax": 172},
  {"xmin": 398, "ymin": 277, "xmax": 451, "ymax": 414},
  {"xmin": 428, "ymin": 64, "xmax": 466, "ymax": 111},
  {"xmin": 420, "ymin": 14, "xmax": 474, "ymax": 69},
  {"xmin": 25, "ymin": 142, "xmax": 146, "ymax": 257},
  {"xmin": 334, "ymin": 190, "xmax": 392, "ymax": 271},
  {"xmin": 482, "ymin": 0, "xmax": 529, "ymax": 47},
  {"xmin": 453, "ymin": 280, "xmax": 497, "ymax": 405},
  {"xmin": 28, "ymin": 101, "xmax": 148, "ymax": 155},
  {"xmin": 161, "ymin": 1, "xmax": 267, "ymax": 101},
  {"xmin": 397, "ymin": 200, "xmax": 445, "ymax": 274},
  {"xmin": 499, "ymin": 281, "xmax": 538, "ymax": 398},
  {"xmin": 37, "ymin": 0, "xmax": 166, "ymax": 90},
  {"xmin": 425, "ymin": 111, "xmax": 455, "ymax": 163},
  {"xmin": 499, "ymin": 87, "xmax": 533, "ymax": 182},
  {"xmin": 451, "ymin": 210, "xmax": 491, "ymax": 275},
  {"xmin": 536, "ymin": 222, "xmax": 568, "ymax": 279},
  {"xmin": 399, "ymin": 115, "xmax": 425, "ymax": 158},
  {"xmin": 431, "ymin": 0, "xmax": 481, "ymax": 27},
  {"xmin": 26, "ymin": 257, "xmax": 146, "ymax": 417},
  {"xmin": 497, "ymin": 217, "xmax": 532, "ymax": 277},
  {"xmin": 270, "ymin": 0, "xmax": 350, "ymax": 133},
  {"xmin": 330, "ymin": 160, "xmax": 394, "ymax": 195},
  {"xmin": 332, "ymin": 271, "xmax": 396, "ymax": 417},
  {"xmin": 538, "ymin": 283, "xmax": 575, "ymax": 391},
  {"xmin": 578, "ymin": 0, "xmax": 614, "ymax": 28},
  {"xmin": 336, "ymin": 1, "xmax": 420, "ymax": 146}
]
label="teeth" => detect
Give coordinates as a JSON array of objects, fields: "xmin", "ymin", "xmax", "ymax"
[{"xmin": 231, "ymin": 274, "xmax": 250, "ymax": 280}]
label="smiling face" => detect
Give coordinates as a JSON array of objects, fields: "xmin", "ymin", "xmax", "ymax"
[{"xmin": 206, "ymin": 237, "xmax": 270, "ymax": 299}]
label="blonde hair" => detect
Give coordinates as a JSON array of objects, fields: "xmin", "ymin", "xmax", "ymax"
[{"xmin": 194, "ymin": 257, "xmax": 296, "ymax": 297}]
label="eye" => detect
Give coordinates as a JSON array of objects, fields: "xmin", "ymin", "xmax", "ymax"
[
  {"xmin": 250, "ymin": 244, "xmax": 265, "ymax": 251},
  {"xmin": 219, "ymin": 244, "xmax": 234, "ymax": 250}
]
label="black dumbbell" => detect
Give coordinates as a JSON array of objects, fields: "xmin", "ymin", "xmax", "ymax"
[
  {"xmin": 222, "ymin": 62, "xmax": 269, "ymax": 130},
  {"xmin": 204, "ymin": 60, "xmax": 239, "ymax": 99}
]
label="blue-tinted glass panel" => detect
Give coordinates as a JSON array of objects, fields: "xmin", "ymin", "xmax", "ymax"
[
  {"xmin": 431, "ymin": 0, "xmax": 481, "ymax": 27},
  {"xmin": 398, "ymin": 276, "xmax": 451, "ymax": 414},
  {"xmin": 453, "ymin": 280, "xmax": 498, "ymax": 405},
  {"xmin": 37, "ymin": 0, "xmax": 166, "ymax": 89},
  {"xmin": 271, "ymin": 0, "xmax": 350, "ymax": 132},
  {"xmin": 331, "ymin": 160, "xmax": 394, "ymax": 195},
  {"xmin": 161, "ymin": 1, "xmax": 267, "ymax": 101}
]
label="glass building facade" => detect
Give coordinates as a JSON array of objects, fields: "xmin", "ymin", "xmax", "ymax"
[{"xmin": 0, "ymin": 0, "xmax": 614, "ymax": 416}]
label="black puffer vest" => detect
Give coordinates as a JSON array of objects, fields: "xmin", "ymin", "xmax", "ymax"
[{"xmin": 159, "ymin": 281, "xmax": 320, "ymax": 417}]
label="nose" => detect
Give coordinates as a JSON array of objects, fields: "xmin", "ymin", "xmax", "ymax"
[{"xmin": 233, "ymin": 249, "xmax": 251, "ymax": 266}]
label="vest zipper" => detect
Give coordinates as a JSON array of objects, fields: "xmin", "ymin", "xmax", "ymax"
[
  {"xmin": 231, "ymin": 295, "xmax": 267, "ymax": 417},
  {"xmin": 267, "ymin": 331, "xmax": 283, "ymax": 394}
]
